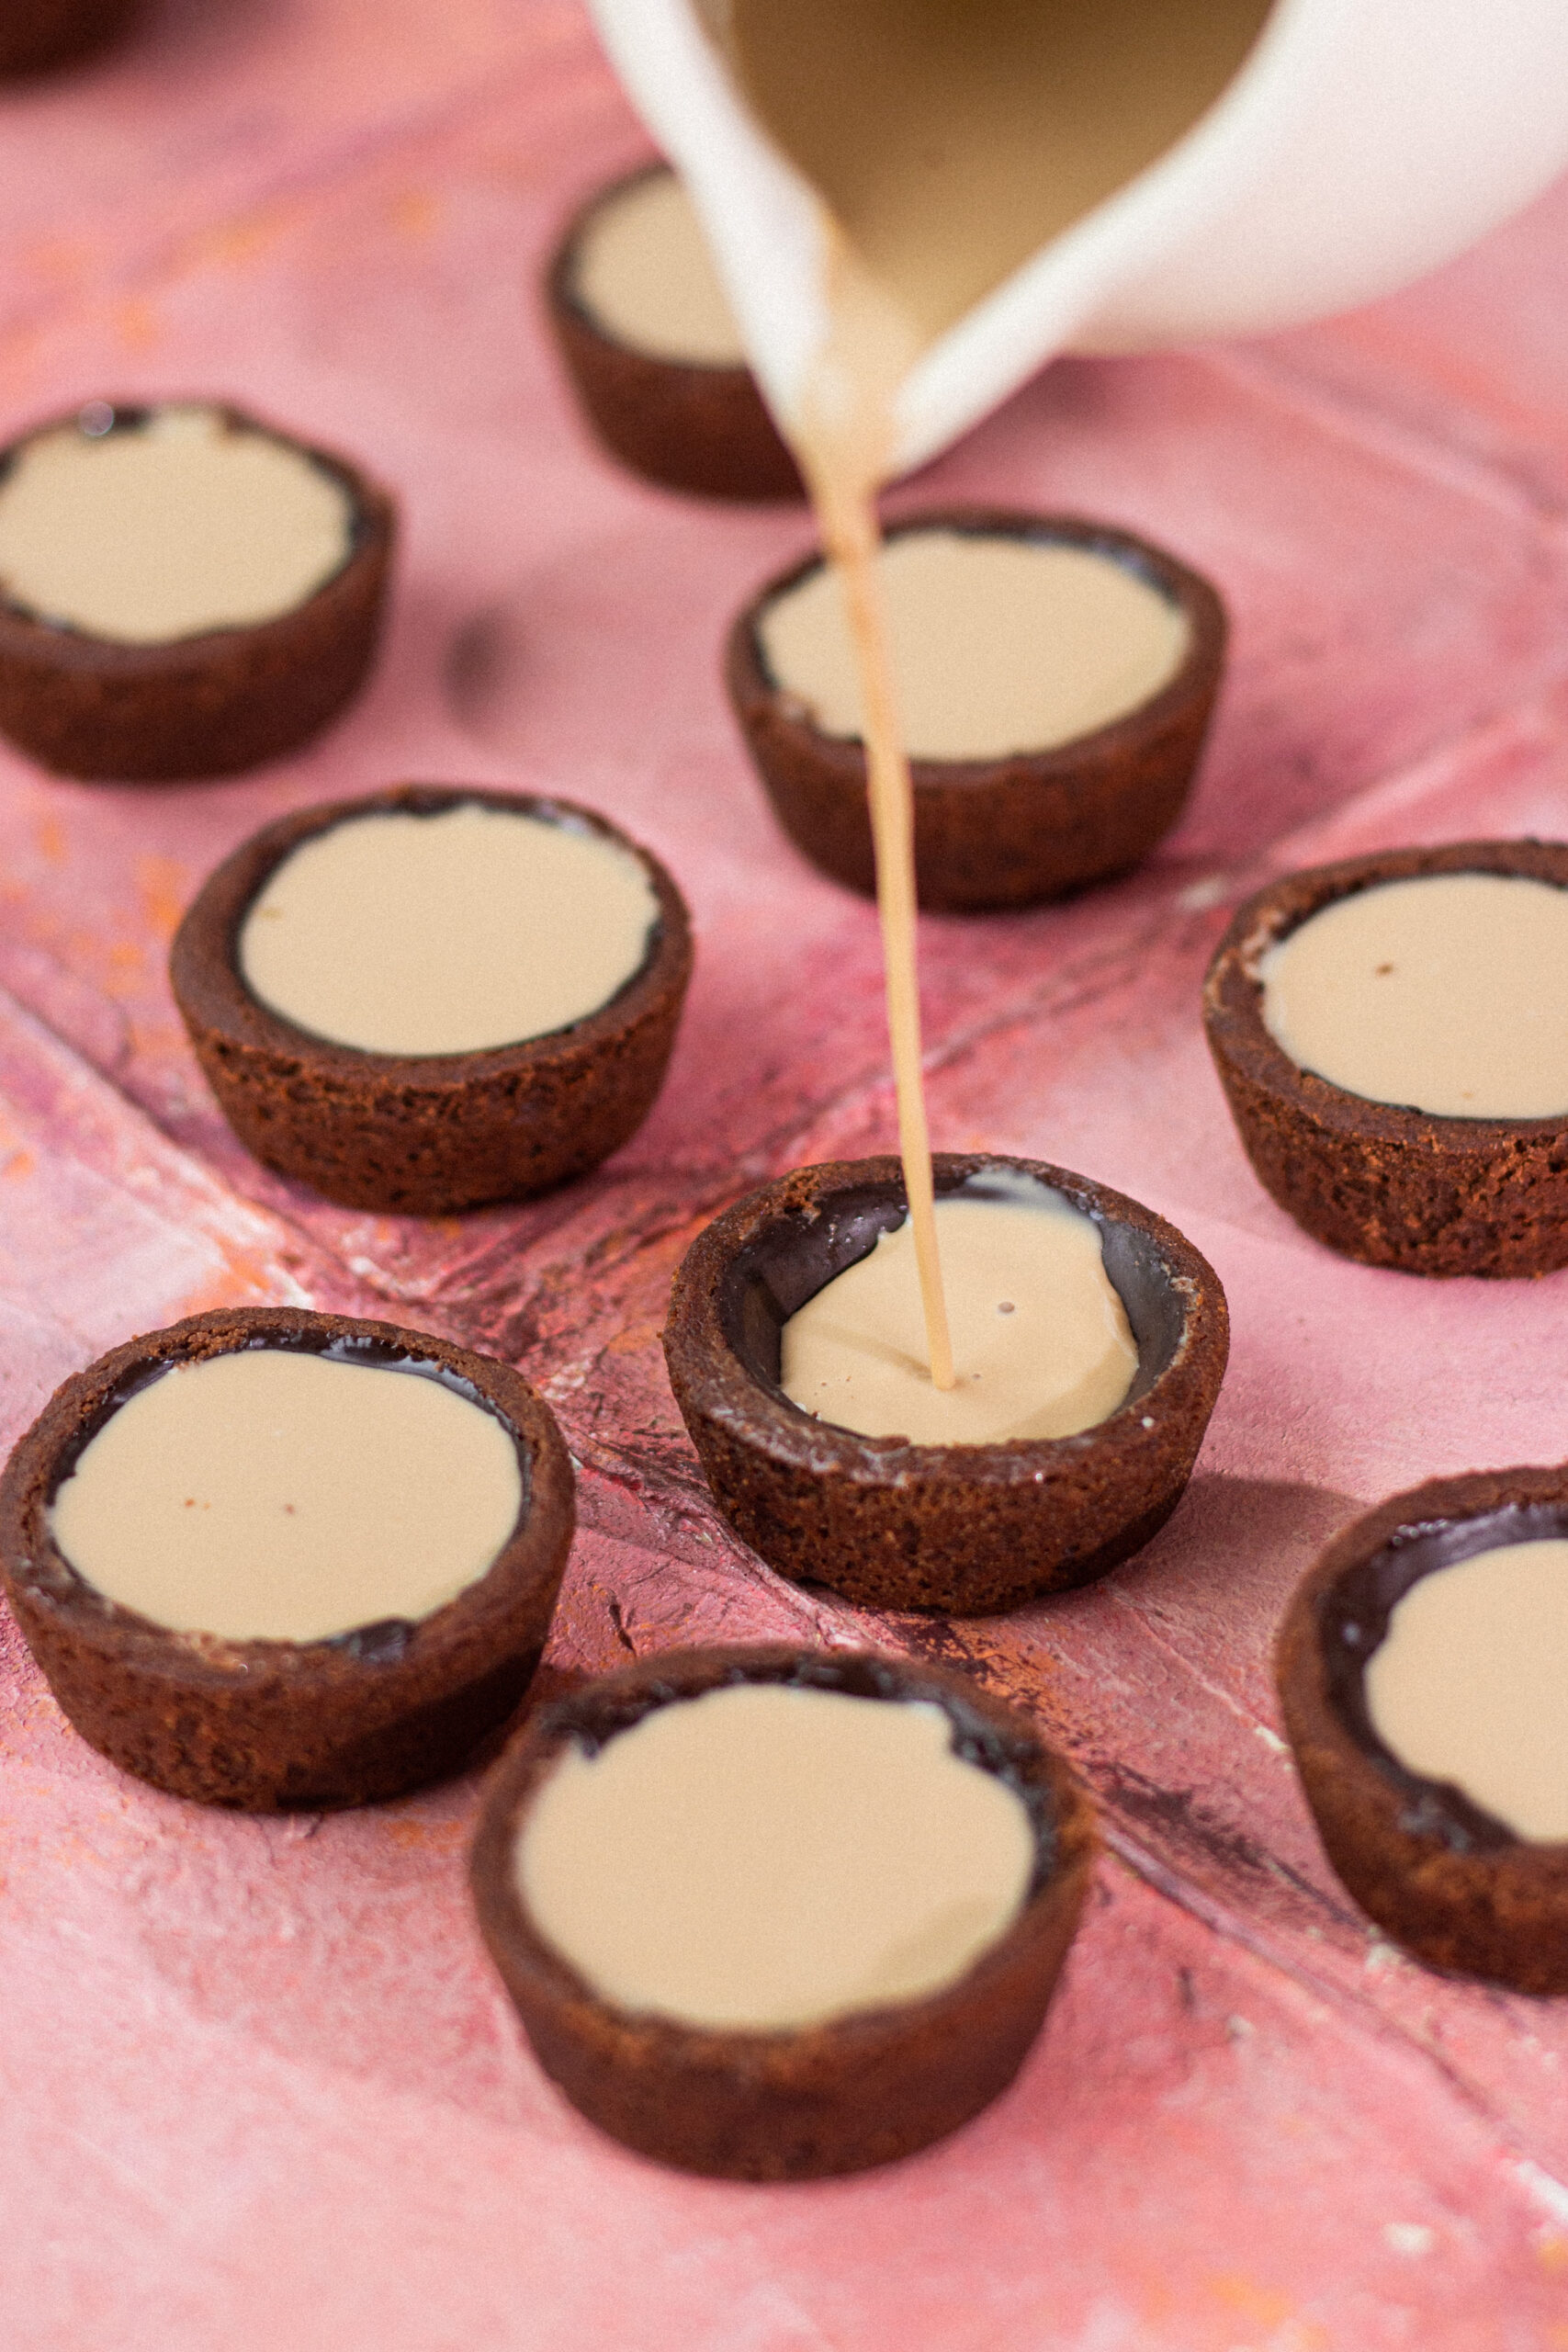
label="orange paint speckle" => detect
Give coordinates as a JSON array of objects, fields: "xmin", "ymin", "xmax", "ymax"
[
  {"xmin": 34, "ymin": 816, "xmax": 67, "ymax": 867},
  {"xmin": 135, "ymin": 854, "xmax": 189, "ymax": 942},
  {"xmin": 385, "ymin": 1819, "xmax": 465, "ymax": 1852},
  {"xmin": 1206, "ymin": 2274, "xmax": 1298, "ymax": 2330},
  {"xmin": 389, "ymin": 187, "xmax": 439, "ymax": 241},
  {"xmin": 115, "ymin": 298, "xmax": 161, "ymax": 353},
  {"xmin": 1540, "ymin": 2238, "xmax": 1568, "ymax": 2275}
]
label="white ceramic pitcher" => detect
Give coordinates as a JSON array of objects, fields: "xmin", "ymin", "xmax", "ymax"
[{"xmin": 588, "ymin": 0, "xmax": 1568, "ymax": 478}]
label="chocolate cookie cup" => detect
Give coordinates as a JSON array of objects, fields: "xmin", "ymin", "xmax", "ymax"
[
  {"xmin": 662, "ymin": 1153, "xmax": 1228, "ymax": 1614},
  {"xmin": 0, "ymin": 0, "xmax": 136, "ymax": 75},
  {"xmin": 725, "ymin": 510, "xmax": 1226, "ymax": 912},
  {"xmin": 546, "ymin": 164, "xmax": 804, "ymax": 502},
  {"xmin": 1203, "ymin": 840, "xmax": 1568, "ymax": 1276},
  {"xmin": 471, "ymin": 1643, "xmax": 1095, "ymax": 2178},
  {"xmin": 0, "ymin": 401, "xmax": 394, "ymax": 782},
  {"xmin": 1277, "ymin": 1465, "xmax": 1568, "ymax": 1991},
  {"xmin": 171, "ymin": 784, "xmax": 694, "ymax": 1216},
  {"xmin": 0, "ymin": 1306, "xmax": 574, "ymax": 1811}
]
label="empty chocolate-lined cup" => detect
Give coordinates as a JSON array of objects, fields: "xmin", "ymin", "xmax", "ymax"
[
  {"xmin": 1277, "ymin": 1464, "xmax": 1568, "ymax": 1991},
  {"xmin": 470, "ymin": 1642, "xmax": 1095, "ymax": 2178},
  {"xmin": 0, "ymin": 1306, "xmax": 574, "ymax": 1810},
  {"xmin": 662, "ymin": 1153, "xmax": 1228, "ymax": 1615},
  {"xmin": 171, "ymin": 783, "xmax": 694, "ymax": 1216},
  {"xmin": 1204, "ymin": 840, "xmax": 1568, "ymax": 1276},
  {"xmin": 546, "ymin": 163, "xmax": 804, "ymax": 502},
  {"xmin": 0, "ymin": 401, "xmax": 394, "ymax": 781},
  {"xmin": 725, "ymin": 509, "xmax": 1225, "ymax": 911},
  {"xmin": 0, "ymin": 0, "xmax": 136, "ymax": 75}
]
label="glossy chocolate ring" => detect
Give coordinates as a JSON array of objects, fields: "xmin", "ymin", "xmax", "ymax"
[
  {"xmin": 171, "ymin": 783, "xmax": 694, "ymax": 1216},
  {"xmin": 1277, "ymin": 1464, "xmax": 1568, "ymax": 1990},
  {"xmin": 471, "ymin": 1642, "xmax": 1095, "ymax": 2178},
  {"xmin": 662, "ymin": 1152, "xmax": 1229, "ymax": 1615},
  {"xmin": 0, "ymin": 401, "xmax": 394, "ymax": 782},
  {"xmin": 1203, "ymin": 839, "xmax": 1568, "ymax": 1275},
  {"xmin": 0, "ymin": 1306, "xmax": 575, "ymax": 1810},
  {"xmin": 725, "ymin": 508, "xmax": 1226, "ymax": 911},
  {"xmin": 545, "ymin": 164, "xmax": 804, "ymax": 503}
]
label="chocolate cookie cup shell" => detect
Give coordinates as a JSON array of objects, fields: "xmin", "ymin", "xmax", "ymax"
[
  {"xmin": 0, "ymin": 1306, "xmax": 575, "ymax": 1811},
  {"xmin": 1203, "ymin": 840, "xmax": 1568, "ymax": 1277},
  {"xmin": 725, "ymin": 510, "xmax": 1226, "ymax": 912},
  {"xmin": 0, "ymin": 0, "xmax": 136, "ymax": 75},
  {"xmin": 662, "ymin": 1153, "xmax": 1229, "ymax": 1615},
  {"xmin": 0, "ymin": 401, "xmax": 394, "ymax": 782},
  {"xmin": 170, "ymin": 784, "xmax": 694, "ymax": 1216},
  {"xmin": 1277, "ymin": 1465, "xmax": 1568, "ymax": 1991},
  {"xmin": 470, "ymin": 1643, "xmax": 1095, "ymax": 2179},
  {"xmin": 546, "ymin": 164, "xmax": 805, "ymax": 503}
]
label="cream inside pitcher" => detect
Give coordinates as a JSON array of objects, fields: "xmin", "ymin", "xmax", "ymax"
[{"xmin": 589, "ymin": 0, "xmax": 1568, "ymax": 479}]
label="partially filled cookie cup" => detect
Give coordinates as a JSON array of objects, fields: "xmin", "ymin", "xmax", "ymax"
[{"xmin": 662, "ymin": 1153, "xmax": 1228, "ymax": 1614}]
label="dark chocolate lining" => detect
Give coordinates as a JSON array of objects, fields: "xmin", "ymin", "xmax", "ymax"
[
  {"xmin": 716, "ymin": 1162, "xmax": 1186, "ymax": 1420},
  {"xmin": 1316, "ymin": 1502, "xmax": 1568, "ymax": 1852}
]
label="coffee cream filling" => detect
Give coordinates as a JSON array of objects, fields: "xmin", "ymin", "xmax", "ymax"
[
  {"xmin": 1365, "ymin": 1538, "xmax": 1568, "ymax": 1843},
  {"xmin": 0, "ymin": 405, "xmax": 354, "ymax": 646},
  {"xmin": 761, "ymin": 529, "xmax": 1189, "ymax": 761},
  {"xmin": 573, "ymin": 168, "xmax": 747, "ymax": 367},
  {"xmin": 239, "ymin": 802, "xmax": 660, "ymax": 1058},
  {"xmin": 713, "ymin": 0, "xmax": 1275, "ymax": 349},
  {"xmin": 515, "ymin": 1682, "xmax": 1036, "ymax": 2029},
  {"xmin": 1260, "ymin": 873, "xmax": 1568, "ymax": 1121},
  {"xmin": 781, "ymin": 1172, "xmax": 1137, "ymax": 1445},
  {"xmin": 49, "ymin": 1347, "xmax": 524, "ymax": 1645}
]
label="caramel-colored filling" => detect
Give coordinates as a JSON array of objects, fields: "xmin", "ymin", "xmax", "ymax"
[
  {"xmin": 49, "ymin": 1347, "xmax": 523, "ymax": 1645},
  {"xmin": 781, "ymin": 1176, "xmax": 1137, "ymax": 1445},
  {"xmin": 761, "ymin": 528, "xmax": 1188, "ymax": 761},
  {"xmin": 573, "ymin": 168, "xmax": 747, "ymax": 366},
  {"xmin": 0, "ymin": 405, "xmax": 353, "ymax": 645},
  {"xmin": 716, "ymin": 0, "xmax": 1274, "ymax": 346},
  {"xmin": 1365, "ymin": 1539, "xmax": 1568, "ymax": 1842},
  {"xmin": 239, "ymin": 803, "xmax": 660, "ymax": 1058},
  {"xmin": 516, "ymin": 1683, "xmax": 1036, "ymax": 2029},
  {"xmin": 1260, "ymin": 873, "xmax": 1568, "ymax": 1120}
]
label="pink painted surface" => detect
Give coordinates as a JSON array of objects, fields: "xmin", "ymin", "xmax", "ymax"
[{"xmin": 4, "ymin": 6, "xmax": 1568, "ymax": 2345}]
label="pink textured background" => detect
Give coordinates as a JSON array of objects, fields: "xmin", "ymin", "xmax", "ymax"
[{"xmin": 4, "ymin": 6, "xmax": 1568, "ymax": 2345}]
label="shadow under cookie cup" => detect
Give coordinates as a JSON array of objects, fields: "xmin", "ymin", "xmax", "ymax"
[
  {"xmin": 469, "ymin": 1642, "xmax": 1097, "ymax": 2180},
  {"xmin": 725, "ymin": 508, "xmax": 1227, "ymax": 912},
  {"xmin": 1276, "ymin": 1464, "xmax": 1568, "ymax": 1992},
  {"xmin": 661, "ymin": 1152, "xmax": 1229, "ymax": 1615},
  {"xmin": 1202, "ymin": 839, "xmax": 1568, "ymax": 1276},
  {"xmin": 0, "ymin": 401, "xmax": 395, "ymax": 782},
  {"xmin": 170, "ymin": 783, "xmax": 694, "ymax": 1216},
  {"xmin": 545, "ymin": 164, "xmax": 806, "ymax": 503},
  {"xmin": 0, "ymin": 1306, "xmax": 575, "ymax": 1811}
]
